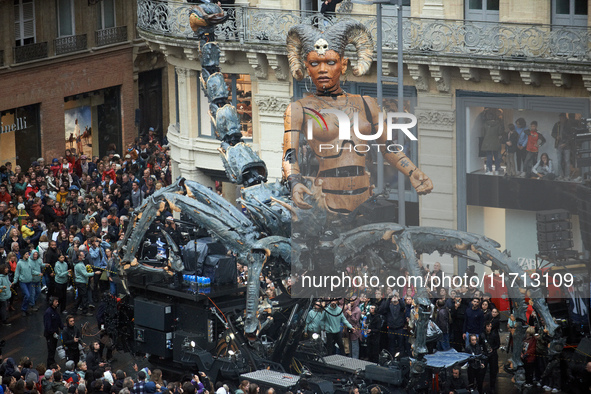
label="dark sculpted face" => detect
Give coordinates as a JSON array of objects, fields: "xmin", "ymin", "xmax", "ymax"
[{"xmin": 305, "ymin": 50, "xmax": 348, "ymax": 94}]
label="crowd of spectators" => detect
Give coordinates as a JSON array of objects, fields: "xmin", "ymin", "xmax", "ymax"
[
  {"xmin": 0, "ymin": 131, "xmax": 173, "ymax": 344},
  {"xmin": 478, "ymin": 110, "xmax": 584, "ymax": 181},
  {"xmin": 299, "ymin": 261, "xmax": 568, "ymax": 393},
  {"xmin": 0, "ymin": 353, "xmax": 282, "ymax": 394}
]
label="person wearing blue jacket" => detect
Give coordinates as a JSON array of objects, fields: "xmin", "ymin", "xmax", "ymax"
[
  {"xmin": 74, "ymin": 251, "xmax": 100, "ymax": 316},
  {"xmin": 12, "ymin": 251, "xmax": 35, "ymax": 316},
  {"xmin": 515, "ymin": 118, "xmax": 528, "ymax": 175},
  {"xmin": 54, "ymin": 254, "xmax": 70, "ymax": 314},
  {"xmin": 87, "ymin": 237, "xmax": 110, "ymax": 300},
  {"xmin": 0, "ymin": 263, "xmax": 13, "ymax": 326},
  {"xmin": 29, "ymin": 250, "xmax": 44, "ymax": 306},
  {"xmin": 323, "ymin": 300, "xmax": 355, "ymax": 355}
]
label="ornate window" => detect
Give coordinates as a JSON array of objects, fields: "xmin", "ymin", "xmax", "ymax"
[
  {"xmin": 14, "ymin": 0, "xmax": 35, "ymax": 47},
  {"xmin": 57, "ymin": 0, "xmax": 75, "ymax": 37},
  {"xmin": 97, "ymin": 0, "xmax": 116, "ymax": 30},
  {"xmin": 552, "ymin": 0, "xmax": 588, "ymax": 26},
  {"xmin": 465, "ymin": 0, "xmax": 499, "ymax": 22}
]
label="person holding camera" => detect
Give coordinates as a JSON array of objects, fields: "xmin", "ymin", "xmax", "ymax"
[
  {"xmin": 62, "ymin": 315, "xmax": 83, "ymax": 364},
  {"xmin": 481, "ymin": 321, "xmax": 500, "ymax": 393},
  {"xmin": 465, "ymin": 334, "xmax": 487, "ymax": 394},
  {"xmin": 443, "ymin": 365, "xmax": 468, "ymax": 394}
]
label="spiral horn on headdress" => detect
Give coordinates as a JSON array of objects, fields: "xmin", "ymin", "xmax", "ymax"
[
  {"xmin": 333, "ymin": 20, "xmax": 374, "ymax": 76},
  {"xmin": 286, "ymin": 25, "xmax": 318, "ymax": 81}
]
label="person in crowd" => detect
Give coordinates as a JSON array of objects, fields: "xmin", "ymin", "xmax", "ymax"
[
  {"xmin": 320, "ymin": 0, "xmax": 344, "ymax": 23},
  {"xmin": 74, "ymin": 251, "xmax": 100, "ymax": 316},
  {"xmin": 12, "ymin": 250, "xmax": 35, "ymax": 316},
  {"xmin": 0, "ymin": 263, "xmax": 12, "ymax": 326},
  {"xmin": 54, "ymin": 254, "xmax": 70, "ymax": 313},
  {"xmin": 481, "ymin": 109, "xmax": 503, "ymax": 175},
  {"xmin": 534, "ymin": 323, "xmax": 551, "ymax": 389},
  {"xmin": 523, "ymin": 120, "xmax": 547, "ymax": 177},
  {"xmin": 85, "ymin": 340, "xmax": 105, "ymax": 374},
  {"xmin": 366, "ymin": 304, "xmax": 382, "ymax": 362},
  {"xmin": 344, "ymin": 298, "xmax": 362, "ymax": 359},
  {"xmin": 43, "ymin": 296, "xmax": 63, "ymax": 366},
  {"xmin": 306, "ymin": 301, "xmax": 325, "ymax": 336},
  {"xmin": 481, "ymin": 299, "xmax": 491, "ymax": 324},
  {"xmin": 532, "ymin": 152, "xmax": 555, "ymax": 180},
  {"xmin": 515, "ymin": 117, "xmax": 529, "ymax": 175},
  {"xmin": 62, "ymin": 315, "xmax": 83, "ymax": 364},
  {"xmin": 551, "ymin": 113, "xmax": 574, "ymax": 179},
  {"xmin": 522, "ymin": 325, "xmax": 537, "ymax": 387},
  {"xmin": 463, "ymin": 298, "xmax": 484, "ymax": 348},
  {"xmin": 131, "ymin": 181, "xmax": 144, "ymax": 208},
  {"xmin": 434, "ymin": 299, "xmax": 451, "ymax": 351},
  {"xmin": 465, "ymin": 334, "xmax": 486, "ymax": 394},
  {"xmin": 44, "ymin": 240, "xmax": 61, "ymax": 302},
  {"xmin": 379, "ymin": 292, "xmax": 407, "ymax": 357},
  {"xmin": 29, "ymin": 250, "xmax": 44, "ymax": 306},
  {"xmin": 324, "ymin": 299, "xmax": 355, "ymax": 356},
  {"xmin": 481, "ymin": 321, "xmax": 500, "ymax": 393},
  {"xmin": 443, "ymin": 365, "xmax": 467, "ymax": 394}
]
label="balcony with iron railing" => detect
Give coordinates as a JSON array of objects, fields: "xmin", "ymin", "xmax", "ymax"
[
  {"xmin": 55, "ymin": 34, "xmax": 88, "ymax": 55},
  {"xmin": 136, "ymin": 0, "xmax": 591, "ymax": 65},
  {"xmin": 95, "ymin": 26, "xmax": 128, "ymax": 47},
  {"xmin": 13, "ymin": 42, "xmax": 48, "ymax": 63}
]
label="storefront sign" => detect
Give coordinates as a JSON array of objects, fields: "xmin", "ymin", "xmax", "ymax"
[{"xmin": 0, "ymin": 116, "xmax": 27, "ymax": 134}]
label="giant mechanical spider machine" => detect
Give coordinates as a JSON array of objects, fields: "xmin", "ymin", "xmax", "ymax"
[{"xmin": 119, "ymin": 5, "xmax": 565, "ymax": 392}]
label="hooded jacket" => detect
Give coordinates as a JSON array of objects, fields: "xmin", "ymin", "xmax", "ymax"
[
  {"xmin": 29, "ymin": 255, "xmax": 44, "ymax": 283},
  {"xmin": 13, "ymin": 258, "xmax": 33, "ymax": 284},
  {"xmin": 0, "ymin": 272, "xmax": 12, "ymax": 301}
]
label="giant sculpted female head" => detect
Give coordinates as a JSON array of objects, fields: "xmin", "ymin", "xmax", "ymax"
[{"xmin": 286, "ymin": 21, "xmax": 374, "ymax": 94}]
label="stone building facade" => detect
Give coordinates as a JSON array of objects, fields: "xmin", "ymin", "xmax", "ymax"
[{"xmin": 0, "ymin": 0, "xmax": 167, "ymax": 165}]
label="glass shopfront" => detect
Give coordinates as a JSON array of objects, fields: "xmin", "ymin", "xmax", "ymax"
[
  {"xmin": 0, "ymin": 104, "xmax": 41, "ymax": 168},
  {"xmin": 64, "ymin": 86, "xmax": 122, "ymax": 158}
]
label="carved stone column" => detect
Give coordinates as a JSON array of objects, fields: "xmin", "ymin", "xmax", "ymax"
[
  {"xmin": 253, "ymin": 81, "xmax": 292, "ymax": 180},
  {"xmin": 414, "ymin": 93, "xmax": 455, "ymax": 229},
  {"xmin": 414, "ymin": 93, "xmax": 456, "ymax": 272},
  {"xmin": 175, "ymin": 67, "xmax": 198, "ymax": 138}
]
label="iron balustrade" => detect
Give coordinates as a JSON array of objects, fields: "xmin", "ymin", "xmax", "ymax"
[
  {"xmin": 55, "ymin": 34, "xmax": 88, "ymax": 55},
  {"xmin": 137, "ymin": 0, "xmax": 591, "ymax": 62},
  {"xmin": 13, "ymin": 42, "xmax": 48, "ymax": 63},
  {"xmin": 95, "ymin": 26, "xmax": 128, "ymax": 47}
]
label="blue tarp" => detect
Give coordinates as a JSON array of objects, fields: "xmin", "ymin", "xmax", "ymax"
[{"xmin": 421, "ymin": 349, "xmax": 471, "ymax": 368}]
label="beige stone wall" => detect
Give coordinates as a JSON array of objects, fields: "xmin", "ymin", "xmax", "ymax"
[
  {"xmin": 501, "ymin": 0, "xmax": 550, "ymax": 24},
  {"xmin": 443, "ymin": 0, "xmax": 464, "ymax": 20}
]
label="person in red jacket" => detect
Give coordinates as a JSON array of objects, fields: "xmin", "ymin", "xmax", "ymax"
[
  {"xmin": 50, "ymin": 158, "xmax": 61, "ymax": 177},
  {"xmin": 24, "ymin": 179, "xmax": 39, "ymax": 197},
  {"xmin": 0, "ymin": 184, "xmax": 12, "ymax": 204},
  {"xmin": 523, "ymin": 121, "xmax": 546, "ymax": 177},
  {"xmin": 522, "ymin": 325, "xmax": 537, "ymax": 387},
  {"xmin": 102, "ymin": 163, "xmax": 117, "ymax": 185}
]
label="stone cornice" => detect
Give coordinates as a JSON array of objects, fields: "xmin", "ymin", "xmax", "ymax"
[{"xmin": 254, "ymin": 95, "xmax": 290, "ymax": 114}]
